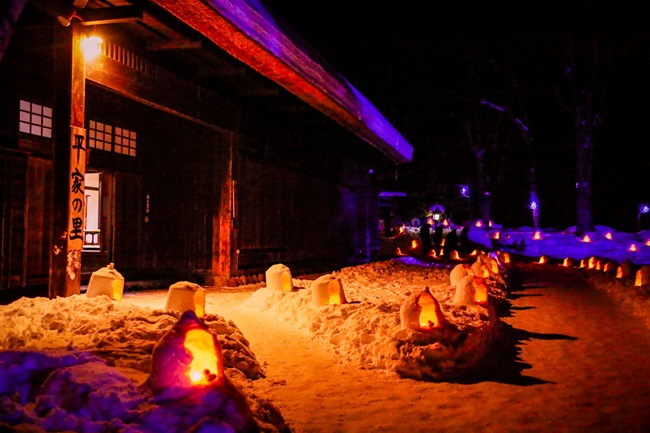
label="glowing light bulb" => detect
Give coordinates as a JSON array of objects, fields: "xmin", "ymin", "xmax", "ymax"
[{"xmin": 81, "ymin": 35, "xmax": 103, "ymax": 61}]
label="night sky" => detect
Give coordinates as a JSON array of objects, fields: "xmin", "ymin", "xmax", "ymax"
[{"xmin": 261, "ymin": 1, "xmax": 650, "ymax": 232}]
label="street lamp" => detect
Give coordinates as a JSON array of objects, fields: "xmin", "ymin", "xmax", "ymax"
[{"xmin": 638, "ymin": 202, "xmax": 649, "ymax": 232}]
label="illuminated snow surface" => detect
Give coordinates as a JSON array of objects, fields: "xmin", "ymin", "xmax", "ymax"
[{"xmin": 1, "ymin": 224, "xmax": 649, "ymax": 433}]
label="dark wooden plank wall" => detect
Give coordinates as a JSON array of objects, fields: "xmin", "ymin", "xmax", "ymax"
[
  {"xmin": 237, "ymin": 154, "xmax": 365, "ymax": 273},
  {"xmin": 0, "ymin": 151, "xmax": 27, "ymax": 291}
]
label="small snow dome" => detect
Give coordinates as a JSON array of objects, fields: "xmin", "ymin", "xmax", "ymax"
[
  {"xmin": 311, "ymin": 274, "xmax": 347, "ymax": 306},
  {"xmin": 400, "ymin": 287, "xmax": 445, "ymax": 331},
  {"xmin": 617, "ymin": 259, "xmax": 635, "ymax": 279},
  {"xmin": 634, "ymin": 265, "xmax": 650, "ymax": 287},
  {"xmin": 165, "ymin": 281, "xmax": 206, "ymax": 318},
  {"xmin": 86, "ymin": 262, "xmax": 124, "ymax": 301},
  {"xmin": 266, "ymin": 263, "xmax": 293, "ymax": 292}
]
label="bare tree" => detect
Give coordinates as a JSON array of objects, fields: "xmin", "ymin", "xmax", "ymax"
[{"xmin": 548, "ymin": 6, "xmax": 634, "ymax": 236}]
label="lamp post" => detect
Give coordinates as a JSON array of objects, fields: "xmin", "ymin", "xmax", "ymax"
[{"xmin": 638, "ymin": 202, "xmax": 649, "ymax": 232}]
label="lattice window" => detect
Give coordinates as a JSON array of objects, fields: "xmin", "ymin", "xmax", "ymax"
[
  {"xmin": 114, "ymin": 126, "xmax": 137, "ymax": 156},
  {"xmin": 87, "ymin": 120, "xmax": 137, "ymax": 157},
  {"xmin": 88, "ymin": 120, "xmax": 113, "ymax": 151},
  {"xmin": 19, "ymin": 100, "xmax": 52, "ymax": 138}
]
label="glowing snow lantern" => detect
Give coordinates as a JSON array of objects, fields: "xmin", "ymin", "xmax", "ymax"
[
  {"xmin": 588, "ymin": 256, "xmax": 598, "ymax": 269},
  {"xmin": 562, "ymin": 257, "xmax": 576, "ymax": 268},
  {"xmin": 453, "ymin": 275, "xmax": 488, "ymax": 306},
  {"xmin": 532, "ymin": 231, "xmax": 542, "ymax": 240},
  {"xmin": 86, "ymin": 262, "xmax": 124, "ymax": 301},
  {"xmin": 427, "ymin": 249, "xmax": 438, "ymax": 258},
  {"xmin": 497, "ymin": 251, "xmax": 511, "ymax": 264},
  {"xmin": 603, "ymin": 260, "xmax": 619, "ymax": 274},
  {"xmin": 538, "ymin": 255, "xmax": 549, "ymax": 264},
  {"xmin": 399, "ymin": 287, "xmax": 445, "ymax": 331},
  {"xmin": 646, "ymin": 239, "xmax": 650, "ymax": 247},
  {"xmin": 629, "ymin": 243, "xmax": 638, "ymax": 252},
  {"xmin": 475, "ymin": 220, "xmax": 483, "ymax": 228},
  {"xmin": 605, "ymin": 232, "xmax": 613, "ymax": 240},
  {"xmin": 395, "ymin": 247, "xmax": 407, "ymax": 256},
  {"xmin": 617, "ymin": 259, "xmax": 635, "ymax": 279},
  {"xmin": 265, "ymin": 263, "xmax": 293, "ymax": 292},
  {"xmin": 581, "ymin": 234, "xmax": 591, "ymax": 242},
  {"xmin": 148, "ymin": 310, "xmax": 224, "ymax": 391},
  {"xmin": 450, "ymin": 263, "xmax": 473, "ymax": 287},
  {"xmin": 410, "ymin": 239, "xmax": 419, "ymax": 250},
  {"xmin": 634, "ymin": 265, "xmax": 650, "ymax": 287},
  {"xmin": 580, "ymin": 258, "xmax": 588, "ymax": 268},
  {"xmin": 165, "ymin": 281, "xmax": 206, "ymax": 318},
  {"xmin": 311, "ymin": 274, "xmax": 347, "ymax": 307},
  {"xmin": 482, "ymin": 254, "xmax": 500, "ymax": 275},
  {"xmin": 471, "ymin": 257, "xmax": 491, "ymax": 278},
  {"xmin": 491, "ymin": 231, "xmax": 500, "ymax": 240},
  {"xmin": 448, "ymin": 249, "xmax": 461, "ymax": 260}
]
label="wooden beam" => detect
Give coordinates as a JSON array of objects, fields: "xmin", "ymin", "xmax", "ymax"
[
  {"xmin": 78, "ymin": 5, "xmax": 143, "ymax": 26},
  {"xmin": 147, "ymin": 0, "xmax": 413, "ymax": 164}
]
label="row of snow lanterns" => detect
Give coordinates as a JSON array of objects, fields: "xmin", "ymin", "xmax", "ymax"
[
  {"xmin": 265, "ymin": 263, "xmax": 347, "ymax": 306},
  {"xmin": 540, "ymin": 253, "xmax": 650, "ymax": 287},
  {"xmin": 401, "ymin": 252, "xmax": 508, "ymax": 332}
]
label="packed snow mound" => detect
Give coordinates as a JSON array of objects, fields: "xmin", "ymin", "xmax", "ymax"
[{"xmin": 242, "ymin": 258, "xmax": 507, "ymax": 380}]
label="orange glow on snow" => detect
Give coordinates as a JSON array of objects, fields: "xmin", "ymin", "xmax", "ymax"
[
  {"xmin": 184, "ymin": 329, "xmax": 220, "ymax": 385},
  {"xmin": 581, "ymin": 235, "xmax": 591, "ymax": 242},
  {"xmin": 410, "ymin": 240, "xmax": 418, "ymax": 249},
  {"xmin": 418, "ymin": 293, "xmax": 442, "ymax": 329},
  {"xmin": 533, "ymin": 231, "xmax": 542, "ymax": 240},
  {"xmin": 475, "ymin": 220, "xmax": 483, "ymax": 227},
  {"xmin": 629, "ymin": 244, "xmax": 638, "ymax": 252},
  {"xmin": 646, "ymin": 239, "xmax": 650, "ymax": 246},
  {"xmin": 605, "ymin": 232, "xmax": 613, "ymax": 240},
  {"xmin": 491, "ymin": 231, "xmax": 500, "ymax": 240}
]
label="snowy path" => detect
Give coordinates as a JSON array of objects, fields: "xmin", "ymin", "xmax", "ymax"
[{"xmin": 124, "ymin": 266, "xmax": 650, "ymax": 433}]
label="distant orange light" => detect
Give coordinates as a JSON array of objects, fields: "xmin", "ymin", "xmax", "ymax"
[
  {"xmin": 646, "ymin": 239, "xmax": 650, "ymax": 247},
  {"xmin": 442, "ymin": 219, "xmax": 450, "ymax": 227},
  {"xmin": 629, "ymin": 244, "xmax": 638, "ymax": 252},
  {"xmin": 428, "ymin": 249, "xmax": 438, "ymax": 258},
  {"xmin": 605, "ymin": 232, "xmax": 613, "ymax": 240},
  {"xmin": 475, "ymin": 220, "xmax": 483, "ymax": 228},
  {"xmin": 491, "ymin": 231, "xmax": 500, "ymax": 240},
  {"xmin": 581, "ymin": 235, "xmax": 591, "ymax": 243},
  {"xmin": 395, "ymin": 247, "xmax": 407, "ymax": 256},
  {"xmin": 411, "ymin": 240, "xmax": 418, "ymax": 249},
  {"xmin": 533, "ymin": 231, "xmax": 542, "ymax": 240},
  {"xmin": 538, "ymin": 255, "xmax": 547, "ymax": 264}
]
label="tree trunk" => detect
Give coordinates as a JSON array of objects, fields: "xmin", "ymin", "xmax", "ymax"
[{"xmin": 575, "ymin": 134, "xmax": 594, "ymax": 237}]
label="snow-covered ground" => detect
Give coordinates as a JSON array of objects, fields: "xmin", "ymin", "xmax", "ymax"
[{"xmin": 1, "ymin": 224, "xmax": 649, "ymax": 432}]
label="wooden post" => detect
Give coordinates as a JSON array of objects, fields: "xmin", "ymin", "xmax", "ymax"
[
  {"xmin": 213, "ymin": 133, "xmax": 234, "ymax": 286},
  {"xmin": 49, "ymin": 22, "xmax": 86, "ymax": 298}
]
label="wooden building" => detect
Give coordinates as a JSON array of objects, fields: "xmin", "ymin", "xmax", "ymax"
[{"xmin": 0, "ymin": 0, "xmax": 413, "ymax": 301}]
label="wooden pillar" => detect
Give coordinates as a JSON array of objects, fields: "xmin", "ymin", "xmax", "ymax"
[
  {"xmin": 213, "ymin": 133, "xmax": 235, "ymax": 286},
  {"xmin": 49, "ymin": 22, "xmax": 87, "ymax": 298}
]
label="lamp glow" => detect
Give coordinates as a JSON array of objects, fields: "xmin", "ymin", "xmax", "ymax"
[{"xmin": 81, "ymin": 35, "xmax": 103, "ymax": 61}]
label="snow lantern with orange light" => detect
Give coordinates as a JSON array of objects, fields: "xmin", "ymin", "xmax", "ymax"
[
  {"xmin": 532, "ymin": 231, "xmax": 542, "ymax": 240},
  {"xmin": 497, "ymin": 251, "xmax": 511, "ymax": 265},
  {"xmin": 629, "ymin": 243, "xmax": 638, "ymax": 252},
  {"xmin": 634, "ymin": 265, "xmax": 650, "ymax": 287},
  {"xmin": 399, "ymin": 287, "xmax": 445, "ymax": 331},
  {"xmin": 538, "ymin": 255, "xmax": 549, "ymax": 264},
  {"xmin": 605, "ymin": 232, "xmax": 613, "ymax": 240},
  {"xmin": 165, "ymin": 281, "xmax": 206, "ymax": 318},
  {"xmin": 471, "ymin": 256, "xmax": 491, "ymax": 278},
  {"xmin": 86, "ymin": 262, "xmax": 124, "ymax": 301},
  {"xmin": 265, "ymin": 263, "xmax": 293, "ymax": 292},
  {"xmin": 448, "ymin": 249, "xmax": 461, "ymax": 260},
  {"xmin": 616, "ymin": 259, "xmax": 635, "ymax": 279},
  {"xmin": 562, "ymin": 257, "xmax": 576, "ymax": 268},
  {"xmin": 148, "ymin": 310, "xmax": 224, "ymax": 392},
  {"xmin": 450, "ymin": 263, "xmax": 473, "ymax": 287},
  {"xmin": 311, "ymin": 274, "xmax": 347, "ymax": 307},
  {"xmin": 603, "ymin": 260, "xmax": 619, "ymax": 274},
  {"xmin": 580, "ymin": 234, "xmax": 592, "ymax": 243},
  {"xmin": 452, "ymin": 275, "xmax": 488, "ymax": 306},
  {"xmin": 587, "ymin": 256, "xmax": 599, "ymax": 269}
]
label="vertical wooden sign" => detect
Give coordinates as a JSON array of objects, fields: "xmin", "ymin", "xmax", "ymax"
[{"xmin": 68, "ymin": 126, "xmax": 87, "ymax": 251}]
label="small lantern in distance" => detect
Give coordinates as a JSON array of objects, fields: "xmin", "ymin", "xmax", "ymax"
[
  {"xmin": 311, "ymin": 274, "xmax": 347, "ymax": 307},
  {"xmin": 265, "ymin": 263, "xmax": 293, "ymax": 292}
]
